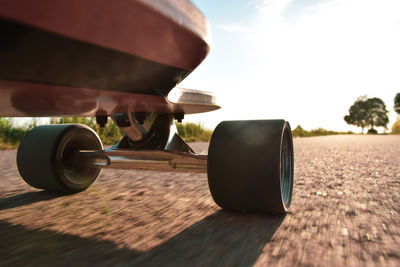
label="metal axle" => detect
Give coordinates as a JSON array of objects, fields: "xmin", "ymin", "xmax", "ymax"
[{"xmin": 73, "ymin": 149, "xmax": 208, "ymax": 173}]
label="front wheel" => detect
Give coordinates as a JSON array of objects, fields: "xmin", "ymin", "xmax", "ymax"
[
  {"xmin": 207, "ymin": 120, "xmax": 294, "ymax": 214},
  {"xmin": 17, "ymin": 124, "xmax": 103, "ymax": 193}
]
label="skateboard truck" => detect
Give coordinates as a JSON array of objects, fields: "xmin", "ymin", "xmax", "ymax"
[
  {"xmin": 16, "ymin": 117, "xmax": 294, "ymax": 214},
  {"xmin": 72, "ymin": 149, "xmax": 207, "ymax": 173},
  {"xmin": 16, "ymin": 93, "xmax": 294, "ymax": 214},
  {"xmin": 74, "ymin": 115, "xmax": 204, "ymax": 173}
]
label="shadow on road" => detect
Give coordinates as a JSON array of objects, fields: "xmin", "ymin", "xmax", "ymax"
[
  {"xmin": 130, "ymin": 210, "xmax": 285, "ymax": 266},
  {"xmin": 0, "ymin": 220, "xmax": 140, "ymax": 266},
  {"xmin": 0, "ymin": 209, "xmax": 284, "ymax": 266},
  {"xmin": 0, "ymin": 191, "xmax": 63, "ymax": 211}
]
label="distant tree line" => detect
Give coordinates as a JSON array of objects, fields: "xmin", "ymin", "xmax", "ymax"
[
  {"xmin": 0, "ymin": 118, "xmax": 214, "ymax": 149},
  {"xmin": 393, "ymin": 93, "xmax": 400, "ymax": 134},
  {"xmin": 292, "ymin": 125, "xmax": 353, "ymax": 137},
  {"xmin": 395, "ymin": 93, "xmax": 400, "ymax": 115},
  {"xmin": 344, "ymin": 93, "xmax": 400, "ymax": 134},
  {"xmin": 0, "ymin": 118, "xmax": 29, "ymax": 148},
  {"xmin": 1, "ymin": 93, "xmax": 400, "ymax": 149}
]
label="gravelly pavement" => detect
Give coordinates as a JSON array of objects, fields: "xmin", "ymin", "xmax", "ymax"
[{"xmin": 0, "ymin": 135, "xmax": 399, "ymax": 266}]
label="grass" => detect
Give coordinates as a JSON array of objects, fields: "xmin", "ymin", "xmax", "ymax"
[
  {"xmin": 0, "ymin": 118, "xmax": 33, "ymax": 148},
  {"xmin": 0, "ymin": 117, "xmax": 124, "ymax": 149},
  {"xmin": 392, "ymin": 118, "xmax": 400, "ymax": 134},
  {"xmin": 176, "ymin": 122, "xmax": 213, "ymax": 142},
  {"xmin": 53, "ymin": 117, "xmax": 124, "ymax": 145},
  {"xmin": 291, "ymin": 125, "xmax": 354, "ymax": 137},
  {"xmin": 0, "ymin": 117, "xmax": 211, "ymax": 149}
]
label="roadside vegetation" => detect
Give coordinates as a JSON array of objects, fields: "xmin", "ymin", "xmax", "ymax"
[
  {"xmin": 392, "ymin": 119, "xmax": 400, "ymax": 134},
  {"xmin": 0, "ymin": 118, "xmax": 213, "ymax": 149},
  {"xmin": 176, "ymin": 122, "xmax": 213, "ymax": 142},
  {"xmin": 0, "ymin": 91, "xmax": 399, "ymax": 149},
  {"xmin": 343, "ymin": 94, "xmax": 398, "ymax": 134},
  {"xmin": 291, "ymin": 125, "xmax": 354, "ymax": 137},
  {"xmin": 393, "ymin": 93, "xmax": 400, "ymax": 135},
  {"xmin": 52, "ymin": 117, "xmax": 124, "ymax": 145},
  {"xmin": 1, "ymin": 117, "xmax": 399, "ymax": 150},
  {"xmin": 0, "ymin": 118, "xmax": 32, "ymax": 149},
  {"xmin": 0, "ymin": 117, "xmax": 124, "ymax": 149},
  {"xmin": 0, "ymin": 117, "xmax": 369, "ymax": 150}
]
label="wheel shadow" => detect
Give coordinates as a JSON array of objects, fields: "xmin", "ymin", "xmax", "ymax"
[
  {"xmin": 0, "ymin": 191, "xmax": 63, "ymax": 210},
  {"xmin": 0, "ymin": 206, "xmax": 285, "ymax": 266},
  {"xmin": 130, "ymin": 210, "xmax": 285, "ymax": 266},
  {"xmin": 0, "ymin": 220, "xmax": 141, "ymax": 266}
]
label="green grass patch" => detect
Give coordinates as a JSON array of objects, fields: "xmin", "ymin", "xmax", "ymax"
[
  {"xmin": 0, "ymin": 117, "xmax": 212, "ymax": 149},
  {"xmin": 7, "ymin": 118, "xmax": 397, "ymax": 150},
  {"xmin": 0, "ymin": 117, "xmax": 124, "ymax": 149},
  {"xmin": 0, "ymin": 117, "xmax": 33, "ymax": 149},
  {"xmin": 392, "ymin": 119, "xmax": 400, "ymax": 134},
  {"xmin": 292, "ymin": 125, "xmax": 354, "ymax": 137},
  {"xmin": 52, "ymin": 117, "xmax": 124, "ymax": 145},
  {"xmin": 176, "ymin": 122, "xmax": 213, "ymax": 142}
]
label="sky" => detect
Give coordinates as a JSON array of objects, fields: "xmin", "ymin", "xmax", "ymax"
[{"xmin": 180, "ymin": 0, "xmax": 400, "ymax": 132}]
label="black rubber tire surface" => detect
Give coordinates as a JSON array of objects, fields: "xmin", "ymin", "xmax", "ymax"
[
  {"xmin": 207, "ymin": 120, "xmax": 294, "ymax": 214},
  {"xmin": 17, "ymin": 124, "xmax": 103, "ymax": 193}
]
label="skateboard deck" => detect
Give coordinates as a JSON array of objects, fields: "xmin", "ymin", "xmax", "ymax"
[
  {"xmin": 0, "ymin": 80, "xmax": 220, "ymax": 117},
  {"xmin": 0, "ymin": 0, "xmax": 214, "ymax": 117}
]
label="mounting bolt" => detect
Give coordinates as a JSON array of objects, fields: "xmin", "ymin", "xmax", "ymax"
[
  {"xmin": 96, "ymin": 116, "xmax": 108, "ymax": 128},
  {"xmin": 174, "ymin": 113, "xmax": 184, "ymax": 123}
]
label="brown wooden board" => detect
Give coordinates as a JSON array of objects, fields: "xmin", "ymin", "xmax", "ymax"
[
  {"xmin": 0, "ymin": 0, "xmax": 214, "ymax": 116},
  {"xmin": 0, "ymin": 81, "xmax": 220, "ymax": 116}
]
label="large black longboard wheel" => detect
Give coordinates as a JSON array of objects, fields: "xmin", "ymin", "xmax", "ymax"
[
  {"xmin": 207, "ymin": 120, "xmax": 294, "ymax": 214},
  {"xmin": 17, "ymin": 124, "xmax": 103, "ymax": 193}
]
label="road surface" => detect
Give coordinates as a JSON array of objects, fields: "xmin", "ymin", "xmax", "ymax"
[{"xmin": 0, "ymin": 135, "xmax": 399, "ymax": 266}]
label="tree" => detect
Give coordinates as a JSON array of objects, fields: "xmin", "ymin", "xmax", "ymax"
[
  {"xmin": 344, "ymin": 96, "xmax": 369, "ymax": 133},
  {"xmin": 395, "ymin": 93, "xmax": 400, "ymax": 115},
  {"xmin": 392, "ymin": 119, "xmax": 400, "ymax": 134},
  {"xmin": 365, "ymin": 97, "xmax": 389, "ymax": 131},
  {"xmin": 344, "ymin": 96, "xmax": 389, "ymax": 133}
]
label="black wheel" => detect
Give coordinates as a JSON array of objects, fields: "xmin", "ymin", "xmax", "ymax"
[
  {"xmin": 207, "ymin": 120, "xmax": 294, "ymax": 214},
  {"xmin": 17, "ymin": 124, "xmax": 103, "ymax": 193}
]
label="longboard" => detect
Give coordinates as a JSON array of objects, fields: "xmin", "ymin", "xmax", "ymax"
[{"xmin": 1, "ymin": 0, "xmax": 295, "ymax": 216}]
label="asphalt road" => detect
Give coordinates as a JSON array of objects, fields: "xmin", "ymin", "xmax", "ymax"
[{"xmin": 0, "ymin": 135, "xmax": 399, "ymax": 266}]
